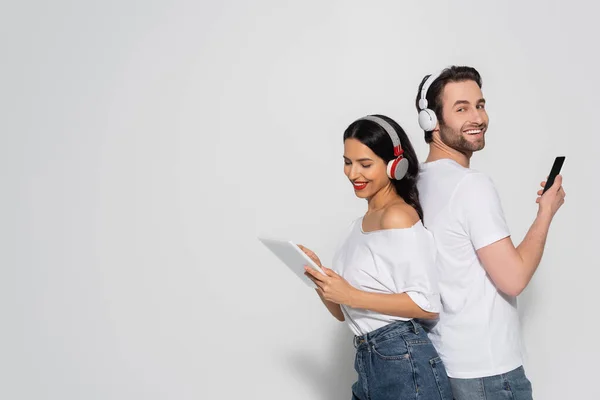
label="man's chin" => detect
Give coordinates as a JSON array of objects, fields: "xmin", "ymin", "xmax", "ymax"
[
  {"xmin": 463, "ymin": 145, "xmax": 485, "ymax": 154},
  {"xmin": 462, "ymin": 135, "xmax": 485, "ymax": 152},
  {"xmin": 469, "ymin": 142, "xmax": 485, "ymax": 152},
  {"xmin": 473, "ymin": 138, "xmax": 486, "ymax": 151}
]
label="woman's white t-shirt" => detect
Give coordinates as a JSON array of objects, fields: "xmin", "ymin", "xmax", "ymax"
[{"xmin": 331, "ymin": 217, "xmax": 441, "ymax": 337}]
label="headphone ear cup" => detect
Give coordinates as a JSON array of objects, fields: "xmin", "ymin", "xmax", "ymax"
[
  {"xmin": 418, "ymin": 108, "xmax": 438, "ymax": 132},
  {"xmin": 387, "ymin": 157, "xmax": 409, "ymax": 180}
]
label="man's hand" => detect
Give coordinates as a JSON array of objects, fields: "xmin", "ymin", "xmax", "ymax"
[{"xmin": 536, "ymin": 174, "xmax": 566, "ymax": 217}]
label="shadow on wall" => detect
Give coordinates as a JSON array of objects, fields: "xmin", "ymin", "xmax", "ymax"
[{"xmin": 285, "ymin": 324, "xmax": 356, "ymax": 400}]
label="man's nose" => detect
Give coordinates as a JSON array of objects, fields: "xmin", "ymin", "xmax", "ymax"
[{"xmin": 471, "ymin": 108, "xmax": 484, "ymax": 124}]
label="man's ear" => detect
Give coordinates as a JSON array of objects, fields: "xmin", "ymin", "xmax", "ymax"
[{"xmin": 431, "ymin": 124, "xmax": 440, "ymax": 138}]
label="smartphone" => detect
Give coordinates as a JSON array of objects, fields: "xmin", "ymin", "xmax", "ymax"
[{"xmin": 542, "ymin": 156, "xmax": 566, "ymax": 194}]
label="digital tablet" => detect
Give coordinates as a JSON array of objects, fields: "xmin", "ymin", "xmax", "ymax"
[{"xmin": 258, "ymin": 237, "xmax": 326, "ymax": 288}]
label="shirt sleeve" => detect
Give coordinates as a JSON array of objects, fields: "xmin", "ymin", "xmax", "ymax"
[
  {"xmin": 377, "ymin": 228, "xmax": 441, "ymax": 313},
  {"xmin": 453, "ymin": 172, "xmax": 510, "ymax": 250}
]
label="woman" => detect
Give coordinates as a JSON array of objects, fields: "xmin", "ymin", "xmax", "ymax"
[{"xmin": 300, "ymin": 115, "xmax": 452, "ymax": 400}]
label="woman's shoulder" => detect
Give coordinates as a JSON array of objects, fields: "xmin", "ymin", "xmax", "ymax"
[{"xmin": 381, "ymin": 203, "xmax": 420, "ymax": 230}]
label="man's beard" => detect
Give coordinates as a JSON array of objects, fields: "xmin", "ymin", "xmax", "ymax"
[{"xmin": 438, "ymin": 122, "xmax": 486, "ymax": 153}]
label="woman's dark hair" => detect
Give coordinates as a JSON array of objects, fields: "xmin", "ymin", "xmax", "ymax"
[{"xmin": 343, "ymin": 114, "xmax": 424, "ymax": 221}]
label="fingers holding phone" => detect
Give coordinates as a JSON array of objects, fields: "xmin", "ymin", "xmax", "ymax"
[{"xmin": 536, "ymin": 159, "xmax": 566, "ymax": 217}]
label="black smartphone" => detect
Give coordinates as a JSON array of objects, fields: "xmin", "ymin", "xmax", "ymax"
[{"xmin": 542, "ymin": 156, "xmax": 566, "ymax": 194}]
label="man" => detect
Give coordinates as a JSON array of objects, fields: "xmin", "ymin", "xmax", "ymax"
[{"xmin": 414, "ymin": 66, "xmax": 565, "ymax": 399}]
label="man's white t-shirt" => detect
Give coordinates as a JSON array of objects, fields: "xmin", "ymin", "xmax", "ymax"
[{"xmin": 417, "ymin": 159, "xmax": 523, "ymax": 379}]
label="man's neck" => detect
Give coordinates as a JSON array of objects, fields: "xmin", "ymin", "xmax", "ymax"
[{"xmin": 425, "ymin": 137, "xmax": 472, "ymax": 168}]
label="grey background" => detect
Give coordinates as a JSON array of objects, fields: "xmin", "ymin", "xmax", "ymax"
[{"xmin": 2, "ymin": 1, "xmax": 598, "ymax": 399}]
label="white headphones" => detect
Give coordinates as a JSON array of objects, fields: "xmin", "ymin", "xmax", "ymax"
[
  {"xmin": 356, "ymin": 115, "xmax": 409, "ymax": 181},
  {"xmin": 418, "ymin": 70, "xmax": 444, "ymax": 132}
]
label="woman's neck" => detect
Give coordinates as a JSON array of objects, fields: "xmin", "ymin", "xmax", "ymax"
[{"xmin": 366, "ymin": 185, "xmax": 401, "ymax": 214}]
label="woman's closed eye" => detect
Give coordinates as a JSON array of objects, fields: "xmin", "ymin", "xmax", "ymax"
[{"xmin": 345, "ymin": 161, "xmax": 372, "ymax": 168}]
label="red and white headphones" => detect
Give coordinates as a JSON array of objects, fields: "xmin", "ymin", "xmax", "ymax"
[{"xmin": 356, "ymin": 115, "xmax": 409, "ymax": 181}]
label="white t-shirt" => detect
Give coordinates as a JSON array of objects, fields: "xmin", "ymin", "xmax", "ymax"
[
  {"xmin": 417, "ymin": 159, "xmax": 523, "ymax": 379},
  {"xmin": 331, "ymin": 217, "xmax": 441, "ymax": 336}
]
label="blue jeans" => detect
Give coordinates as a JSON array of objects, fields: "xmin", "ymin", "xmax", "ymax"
[
  {"xmin": 449, "ymin": 366, "xmax": 533, "ymax": 400},
  {"xmin": 351, "ymin": 320, "xmax": 453, "ymax": 400}
]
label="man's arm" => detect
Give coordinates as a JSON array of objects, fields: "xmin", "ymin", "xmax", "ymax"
[{"xmin": 477, "ymin": 176, "xmax": 566, "ymax": 296}]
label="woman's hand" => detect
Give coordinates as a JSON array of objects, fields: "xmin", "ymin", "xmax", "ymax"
[
  {"xmin": 297, "ymin": 244, "xmax": 323, "ymax": 268},
  {"xmin": 297, "ymin": 244, "xmax": 357, "ymax": 306}
]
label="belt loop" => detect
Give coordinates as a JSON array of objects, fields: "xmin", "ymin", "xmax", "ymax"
[{"xmin": 410, "ymin": 319, "xmax": 419, "ymax": 334}]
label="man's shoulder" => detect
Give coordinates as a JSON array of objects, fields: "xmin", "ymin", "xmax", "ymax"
[
  {"xmin": 456, "ymin": 170, "xmax": 497, "ymax": 193},
  {"xmin": 419, "ymin": 160, "xmax": 482, "ymax": 198},
  {"xmin": 450, "ymin": 171, "xmax": 505, "ymax": 221},
  {"xmin": 420, "ymin": 159, "xmax": 472, "ymax": 183}
]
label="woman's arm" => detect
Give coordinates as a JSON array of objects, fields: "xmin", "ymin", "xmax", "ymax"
[
  {"xmin": 349, "ymin": 291, "xmax": 438, "ymax": 320},
  {"xmin": 305, "ymin": 267, "xmax": 437, "ymax": 320},
  {"xmin": 315, "ymin": 288, "xmax": 345, "ymax": 321},
  {"xmin": 297, "ymin": 244, "xmax": 345, "ymax": 322}
]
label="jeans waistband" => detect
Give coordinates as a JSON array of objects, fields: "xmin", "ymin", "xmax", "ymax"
[{"xmin": 353, "ymin": 319, "xmax": 420, "ymax": 349}]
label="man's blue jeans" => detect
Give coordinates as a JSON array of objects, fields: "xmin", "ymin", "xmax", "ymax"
[{"xmin": 449, "ymin": 366, "xmax": 533, "ymax": 400}]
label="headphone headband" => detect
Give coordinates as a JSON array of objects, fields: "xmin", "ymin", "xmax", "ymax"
[
  {"xmin": 356, "ymin": 115, "xmax": 402, "ymax": 155},
  {"xmin": 418, "ymin": 69, "xmax": 444, "ymax": 110},
  {"xmin": 353, "ymin": 115, "xmax": 409, "ymax": 180}
]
